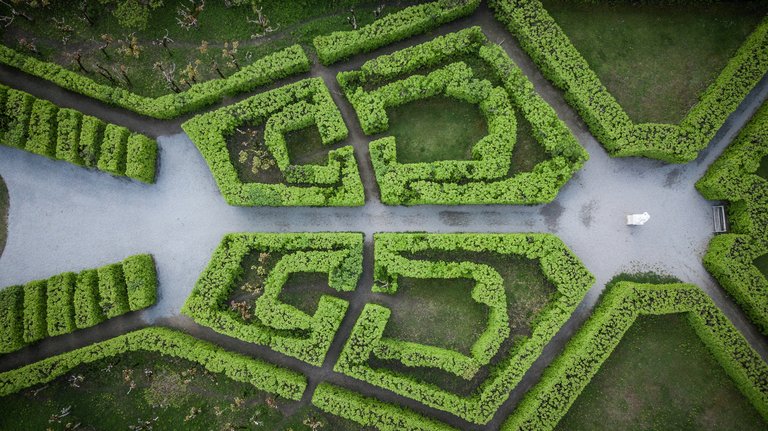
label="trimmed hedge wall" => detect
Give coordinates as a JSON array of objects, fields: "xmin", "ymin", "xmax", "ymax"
[
  {"xmin": 182, "ymin": 78, "xmax": 364, "ymax": 207},
  {"xmin": 0, "ymin": 254, "xmax": 158, "ymax": 355},
  {"xmin": 182, "ymin": 233, "xmax": 363, "ymax": 366},
  {"xmin": 502, "ymin": 282, "xmax": 768, "ymax": 430},
  {"xmin": 0, "ymin": 327, "xmax": 306, "ymax": 401},
  {"xmin": 490, "ymin": 0, "xmax": 768, "ymax": 163},
  {"xmin": 696, "ymin": 102, "xmax": 768, "ymax": 335},
  {"xmin": 0, "ymin": 44, "xmax": 310, "ymax": 119},
  {"xmin": 337, "ymin": 27, "xmax": 587, "ymax": 205},
  {"xmin": 312, "ymin": 383, "xmax": 457, "ymax": 431},
  {"xmin": 313, "ymin": 0, "xmax": 480, "ymax": 65},
  {"xmin": 0, "ymin": 84, "xmax": 157, "ymax": 183},
  {"xmin": 334, "ymin": 233, "xmax": 595, "ymax": 424}
]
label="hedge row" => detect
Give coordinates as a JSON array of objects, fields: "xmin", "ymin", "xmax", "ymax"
[
  {"xmin": 312, "ymin": 383, "xmax": 457, "ymax": 431},
  {"xmin": 313, "ymin": 0, "xmax": 480, "ymax": 65},
  {"xmin": 0, "ymin": 44, "xmax": 310, "ymax": 119},
  {"xmin": 334, "ymin": 233, "xmax": 595, "ymax": 424},
  {"xmin": 337, "ymin": 27, "xmax": 587, "ymax": 205},
  {"xmin": 696, "ymin": 102, "xmax": 768, "ymax": 335},
  {"xmin": 0, "ymin": 84, "xmax": 157, "ymax": 183},
  {"xmin": 502, "ymin": 282, "xmax": 768, "ymax": 430},
  {"xmin": 490, "ymin": 0, "xmax": 768, "ymax": 163},
  {"xmin": 182, "ymin": 78, "xmax": 364, "ymax": 206},
  {"xmin": 0, "ymin": 254, "xmax": 158, "ymax": 355},
  {"xmin": 0, "ymin": 327, "xmax": 306, "ymax": 401},
  {"xmin": 182, "ymin": 233, "xmax": 363, "ymax": 366}
]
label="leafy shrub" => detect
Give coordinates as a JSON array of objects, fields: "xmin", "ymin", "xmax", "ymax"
[
  {"xmin": 696, "ymin": 102, "xmax": 768, "ymax": 334},
  {"xmin": 334, "ymin": 233, "xmax": 594, "ymax": 424},
  {"xmin": 182, "ymin": 233, "xmax": 363, "ymax": 366},
  {"xmin": 0, "ymin": 84, "xmax": 157, "ymax": 183},
  {"xmin": 338, "ymin": 27, "xmax": 587, "ymax": 205},
  {"xmin": 0, "ymin": 254, "xmax": 158, "ymax": 355},
  {"xmin": 0, "ymin": 44, "xmax": 310, "ymax": 119},
  {"xmin": 314, "ymin": 0, "xmax": 481, "ymax": 65},
  {"xmin": 182, "ymin": 78, "xmax": 364, "ymax": 207},
  {"xmin": 0, "ymin": 327, "xmax": 306, "ymax": 401},
  {"xmin": 489, "ymin": 0, "xmax": 768, "ymax": 163},
  {"xmin": 312, "ymin": 383, "xmax": 457, "ymax": 431},
  {"xmin": 502, "ymin": 282, "xmax": 768, "ymax": 429}
]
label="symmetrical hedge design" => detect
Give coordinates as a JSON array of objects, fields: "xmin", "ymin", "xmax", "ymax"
[
  {"xmin": 490, "ymin": 0, "xmax": 768, "ymax": 163},
  {"xmin": 0, "ymin": 84, "xmax": 157, "ymax": 183},
  {"xmin": 696, "ymin": 102, "xmax": 768, "ymax": 334},
  {"xmin": 312, "ymin": 383, "xmax": 457, "ymax": 431},
  {"xmin": 338, "ymin": 27, "xmax": 588, "ymax": 205},
  {"xmin": 0, "ymin": 327, "xmax": 306, "ymax": 401},
  {"xmin": 182, "ymin": 79, "xmax": 364, "ymax": 206},
  {"xmin": 0, "ymin": 254, "xmax": 158, "ymax": 354},
  {"xmin": 0, "ymin": 44, "xmax": 310, "ymax": 119},
  {"xmin": 182, "ymin": 233, "xmax": 363, "ymax": 366},
  {"xmin": 313, "ymin": 0, "xmax": 480, "ymax": 65},
  {"xmin": 502, "ymin": 282, "xmax": 768, "ymax": 430},
  {"xmin": 334, "ymin": 233, "xmax": 595, "ymax": 424}
]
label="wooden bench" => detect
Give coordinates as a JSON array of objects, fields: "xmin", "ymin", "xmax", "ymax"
[{"xmin": 713, "ymin": 205, "xmax": 727, "ymax": 233}]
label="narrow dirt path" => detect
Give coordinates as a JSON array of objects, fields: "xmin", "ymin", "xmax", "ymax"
[{"xmin": 1, "ymin": 3, "xmax": 767, "ymax": 430}]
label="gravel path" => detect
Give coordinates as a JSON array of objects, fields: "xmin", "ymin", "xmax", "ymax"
[{"xmin": 1, "ymin": 3, "xmax": 767, "ymax": 430}]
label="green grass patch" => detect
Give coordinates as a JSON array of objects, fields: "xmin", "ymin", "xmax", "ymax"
[
  {"xmin": 754, "ymin": 253, "xmax": 768, "ymax": 280},
  {"xmin": 555, "ymin": 313, "xmax": 767, "ymax": 431},
  {"xmin": 757, "ymin": 155, "xmax": 768, "ymax": 181},
  {"xmin": 279, "ymin": 272, "xmax": 335, "ymax": 316},
  {"xmin": 0, "ymin": 174, "xmax": 7, "ymax": 259},
  {"xmin": 285, "ymin": 124, "xmax": 336, "ymax": 166},
  {"xmin": 541, "ymin": 0, "xmax": 767, "ymax": 124},
  {"xmin": 510, "ymin": 111, "xmax": 548, "ymax": 174},
  {"xmin": 386, "ymin": 96, "xmax": 488, "ymax": 163},
  {"xmin": 0, "ymin": 350, "xmax": 358, "ymax": 430}
]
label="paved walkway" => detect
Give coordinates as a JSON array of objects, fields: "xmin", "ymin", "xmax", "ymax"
[{"xmin": 0, "ymin": 4, "xmax": 767, "ymax": 430}]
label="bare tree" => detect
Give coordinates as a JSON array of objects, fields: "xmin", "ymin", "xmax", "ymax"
[
  {"xmin": 247, "ymin": 6, "xmax": 278, "ymax": 38},
  {"xmin": 94, "ymin": 62, "xmax": 117, "ymax": 84},
  {"xmin": 347, "ymin": 7, "xmax": 358, "ymax": 30},
  {"xmin": 78, "ymin": 0, "xmax": 94, "ymax": 26},
  {"xmin": 152, "ymin": 28, "xmax": 174, "ymax": 56},
  {"xmin": 153, "ymin": 62, "xmax": 181, "ymax": 93},
  {"xmin": 99, "ymin": 33, "xmax": 113, "ymax": 59},
  {"xmin": 210, "ymin": 59, "xmax": 225, "ymax": 79},
  {"xmin": 51, "ymin": 17, "xmax": 74, "ymax": 45},
  {"xmin": 17, "ymin": 37, "xmax": 38, "ymax": 55},
  {"xmin": 0, "ymin": 0, "xmax": 33, "ymax": 28},
  {"xmin": 177, "ymin": 0, "xmax": 205, "ymax": 31},
  {"xmin": 374, "ymin": 3, "xmax": 386, "ymax": 18},
  {"xmin": 119, "ymin": 64, "xmax": 132, "ymax": 87},
  {"xmin": 116, "ymin": 33, "xmax": 142, "ymax": 59},
  {"xmin": 221, "ymin": 40, "xmax": 239, "ymax": 70},
  {"xmin": 67, "ymin": 49, "xmax": 88, "ymax": 73}
]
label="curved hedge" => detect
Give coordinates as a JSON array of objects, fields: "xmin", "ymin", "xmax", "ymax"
[
  {"xmin": 490, "ymin": 0, "xmax": 768, "ymax": 163},
  {"xmin": 696, "ymin": 102, "xmax": 768, "ymax": 334},
  {"xmin": 0, "ymin": 44, "xmax": 310, "ymax": 120},
  {"xmin": 338, "ymin": 27, "xmax": 587, "ymax": 205},
  {"xmin": 502, "ymin": 282, "xmax": 768, "ymax": 430},
  {"xmin": 0, "ymin": 254, "xmax": 158, "ymax": 355},
  {"xmin": 182, "ymin": 78, "xmax": 364, "ymax": 207},
  {"xmin": 334, "ymin": 233, "xmax": 595, "ymax": 424},
  {"xmin": 0, "ymin": 84, "xmax": 157, "ymax": 183},
  {"xmin": 0, "ymin": 327, "xmax": 306, "ymax": 401},
  {"xmin": 313, "ymin": 0, "xmax": 480, "ymax": 65},
  {"xmin": 312, "ymin": 383, "xmax": 457, "ymax": 431},
  {"xmin": 182, "ymin": 233, "xmax": 363, "ymax": 366}
]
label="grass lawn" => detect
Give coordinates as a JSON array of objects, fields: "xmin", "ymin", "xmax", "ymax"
[
  {"xmin": 0, "ymin": 0, "xmax": 411, "ymax": 98},
  {"xmin": 541, "ymin": 0, "xmax": 768, "ymax": 124},
  {"xmin": 0, "ymin": 174, "xmax": 7, "ymax": 259},
  {"xmin": 754, "ymin": 253, "xmax": 768, "ymax": 280},
  {"xmin": 757, "ymin": 155, "xmax": 768, "ymax": 181},
  {"xmin": 0, "ymin": 350, "xmax": 359, "ymax": 431},
  {"xmin": 372, "ymin": 252, "xmax": 556, "ymax": 394},
  {"xmin": 555, "ymin": 313, "xmax": 767, "ymax": 431}
]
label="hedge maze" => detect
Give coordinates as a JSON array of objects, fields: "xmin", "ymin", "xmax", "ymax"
[
  {"xmin": 0, "ymin": 84, "xmax": 157, "ymax": 183},
  {"xmin": 697, "ymin": 102, "xmax": 768, "ymax": 335},
  {"xmin": 0, "ymin": 254, "xmax": 157, "ymax": 355},
  {"xmin": 339, "ymin": 27, "xmax": 588, "ymax": 205},
  {"xmin": 490, "ymin": 0, "xmax": 768, "ymax": 163},
  {"xmin": 182, "ymin": 79, "xmax": 365, "ymax": 206}
]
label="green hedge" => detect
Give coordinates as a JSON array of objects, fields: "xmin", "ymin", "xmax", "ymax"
[
  {"xmin": 0, "ymin": 84, "xmax": 157, "ymax": 183},
  {"xmin": 0, "ymin": 254, "xmax": 158, "ymax": 355},
  {"xmin": 502, "ymin": 282, "xmax": 768, "ymax": 430},
  {"xmin": 0, "ymin": 44, "xmax": 310, "ymax": 119},
  {"xmin": 312, "ymin": 383, "xmax": 458, "ymax": 431},
  {"xmin": 334, "ymin": 233, "xmax": 595, "ymax": 424},
  {"xmin": 0, "ymin": 327, "xmax": 306, "ymax": 401},
  {"xmin": 337, "ymin": 27, "xmax": 587, "ymax": 205},
  {"xmin": 313, "ymin": 0, "xmax": 480, "ymax": 65},
  {"xmin": 490, "ymin": 0, "xmax": 768, "ymax": 163},
  {"xmin": 182, "ymin": 78, "xmax": 364, "ymax": 207},
  {"xmin": 182, "ymin": 233, "xmax": 363, "ymax": 366},
  {"xmin": 696, "ymin": 102, "xmax": 768, "ymax": 334}
]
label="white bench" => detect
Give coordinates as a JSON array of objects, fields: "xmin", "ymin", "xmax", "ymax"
[{"xmin": 713, "ymin": 205, "xmax": 727, "ymax": 233}]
